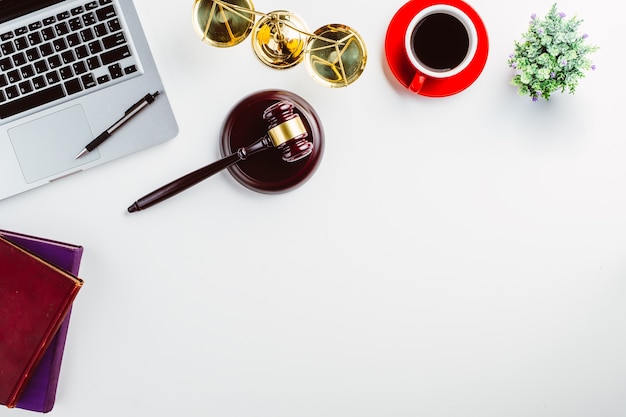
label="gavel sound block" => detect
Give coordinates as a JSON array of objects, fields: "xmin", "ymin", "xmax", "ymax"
[{"xmin": 220, "ymin": 89, "xmax": 324, "ymax": 193}]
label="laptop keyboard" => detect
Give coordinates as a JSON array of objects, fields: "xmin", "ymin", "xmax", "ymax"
[{"xmin": 0, "ymin": 0, "xmax": 140, "ymax": 120}]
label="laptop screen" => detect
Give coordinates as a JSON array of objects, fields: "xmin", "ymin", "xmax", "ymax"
[{"xmin": 0, "ymin": 0, "xmax": 64, "ymax": 24}]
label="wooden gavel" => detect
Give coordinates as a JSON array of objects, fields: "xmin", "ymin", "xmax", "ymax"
[{"xmin": 127, "ymin": 100, "xmax": 313, "ymax": 213}]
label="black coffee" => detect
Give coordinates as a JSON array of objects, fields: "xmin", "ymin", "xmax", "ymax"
[{"xmin": 411, "ymin": 12, "xmax": 469, "ymax": 71}]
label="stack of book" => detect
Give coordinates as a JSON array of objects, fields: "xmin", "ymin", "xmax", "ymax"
[{"xmin": 0, "ymin": 230, "xmax": 84, "ymax": 413}]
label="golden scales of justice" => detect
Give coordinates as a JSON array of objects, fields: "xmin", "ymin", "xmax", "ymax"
[{"xmin": 192, "ymin": 0, "xmax": 367, "ymax": 87}]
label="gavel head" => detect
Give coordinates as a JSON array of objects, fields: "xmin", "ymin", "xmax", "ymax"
[{"xmin": 263, "ymin": 101, "xmax": 314, "ymax": 162}]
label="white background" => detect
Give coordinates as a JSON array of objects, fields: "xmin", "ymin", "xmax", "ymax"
[{"xmin": 2, "ymin": 0, "xmax": 625, "ymax": 416}]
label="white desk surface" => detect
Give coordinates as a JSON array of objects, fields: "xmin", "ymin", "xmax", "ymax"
[{"xmin": 3, "ymin": 0, "xmax": 625, "ymax": 416}]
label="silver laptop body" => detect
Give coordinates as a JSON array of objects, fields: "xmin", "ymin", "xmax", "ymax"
[{"xmin": 0, "ymin": 0, "xmax": 178, "ymax": 201}]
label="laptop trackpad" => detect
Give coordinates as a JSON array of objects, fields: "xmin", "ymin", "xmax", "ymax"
[{"xmin": 9, "ymin": 105, "xmax": 100, "ymax": 184}]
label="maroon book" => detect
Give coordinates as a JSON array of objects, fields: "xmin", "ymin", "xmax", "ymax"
[
  {"xmin": 0, "ymin": 230, "xmax": 84, "ymax": 413},
  {"xmin": 0, "ymin": 236, "xmax": 83, "ymax": 409}
]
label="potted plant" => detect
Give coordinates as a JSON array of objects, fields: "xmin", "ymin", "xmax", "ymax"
[{"xmin": 507, "ymin": 3, "xmax": 598, "ymax": 101}]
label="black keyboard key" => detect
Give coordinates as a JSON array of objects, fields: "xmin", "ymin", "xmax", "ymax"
[
  {"xmin": 29, "ymin": 22, "xmax": 43, "ymax": 31},
  {"xmin": 1, "ymin": 32, "xmax": 13, "ymax": 41},
  {"xmin": 59, "ymin": 66, "xmax": 73, "ymax": 80},
  {"xmin": 83, "ymin": 12, "xmax": 97, "ymax": 26},
  {"xmin": 18, "ymin": 80, "xmax": 33, "ymax": 95},
  {"xmin": 7, "ymin": 69, "xmax": 21, "ymax": 83},
  {"xmin": 0, "ymin": 84, "xmax": 65, "ymax": 119},
  {"xmin": 108, "ymin": 63, "xmax": 123, "ymax": 79},
  {"xmin": 101, "ymin": 45, "xmax": 130, "ymax": 65},
  {"xmin": 20, "ymin": 65, "xmax": 35, "ymax": 79},
  {"xmin": 34, "ymin": 60, "xmax": 49, "ymax": 74},
  {"xmin": 87, "ymin": 56, "xmax": 101, "ymax": 70},
  {"xmin": 1, "ymin": 42, "xmax": 15, "ymax": 55},
  {"xmin": 67, "ymin": 33, "xmax": 81, "ymax": 47},
  {"xmin": 96, "ymin": 74, "xmax": 110, "ymax": 84},
  {"xmin": 80, "ymin": 28, "xmax": 95, "ymax": 42},
  {"xmin": 57, "ymin": 11, "xmax": 70, "ymax": 20},
  {"xmin": 81, "ymin": 73, "xmax": 96, "ymax": 88},
  {"xmin": 43, "ymin": 16, "xmax": 57, "ymax": 25},
  {"xmin": 75, "ymin": 45, "xmax": 89, "ymax": 59},
  {"xmin": 86, "ymin": 1, "xmax": 99, "ymax": 10},
  {"xmin": 0, "ymin": 57, "xmax": 13, "ymax": 71},
  {"xmin": 102, "ymin": 32, "xmax": 125, "ymax": 49},
  {"xmin": 107, "ymin": 19, "xmax": 121, "ymax": 33},
  {"xmin": 55, "ymin": 22, "xmax": 70, "ymax": 36},
  {"xmin": 73, "ymin": 61, "xmax": 87, "ymax": 74},
  {"xmin": 71, "ymin": 6, "xmax": 84, "ymax": 15},
  {"xmin": 48, "ymin": 55, "xmax": 62, "ymax": 69},
  {"xmin": 5, "ymin": 85, "xmax": 19, "ymax": 100},
  {"xmin": 88, "ymin": 40, "xmax": 102, "ymax": 54},
  {"xmin": 64, "ymin": 78, "xmax": 82, "ymax": 94},
  {"xmin": 69, "ymin": 17, "xmax": 83, "ymax": 31},
  {"xmin": 0, "ymin": 74, "xmax": 7, "ymax": 87},
  {"xmin": 39, "ymin": 42, "xmax": 54, "ymax": 56},
  {"xmin": 14, "ymin": 36, "xmax": 29, "ymax": 50},
  {"xmin": 33, "ymin": 75, "xmax": 47, "ymax": 90},
  {"xmin": 46, "ymin": 70, "xmax": 60, "ymax": 84},
  {"xmin": 61, "ymin": 50, "xmax": 76, "ymax": 64},
  {"xmin": 0, "ymin": 91, "xmax": 5, "ymax": 103},
  {"xmin": 41, "ymin": 27, "xmax": 56, "ymax": 41},
  {"xmin": 28, "ymin": 32, "xmax": 43, "ymax": 46},
  {"xmin": 7, "ymin": 70, "xmax": 22, "ymax": 84},
  {"xmin": 93, "ymin": 23, "xmax": 107, "ymax": 37},
  {"xmin": 53, "ymin": 38, "xmax": 68, "ymax": 52},
  {"xmin": 12, "ymin": 52, "xmax": 27, "ymax": 67},
  {"xmin": 14, "ymin": 27, "xmax": 28, "ymax": 36},
  {"xmin": 25, "ymin": 47, "xmax": 40, "ymax": 61},
  {"xmin": 96, "ymin": 5, "xmax": 117, "ymax": 21},
  {"xmin": 124, "ymin": 65, "xmax": 137, "ymax": 74}
]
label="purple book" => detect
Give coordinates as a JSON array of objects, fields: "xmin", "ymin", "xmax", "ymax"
[{"xmin": 0, "ymin": 230, "xmax": 83, "ymax": 413}]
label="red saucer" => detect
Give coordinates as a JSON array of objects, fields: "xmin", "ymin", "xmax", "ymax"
[
  {"xmin": 385, "ymin": 0, "xmax": 489, "ymax": 97},
  {"xmin": 219, "ymin": 90, "xmax": 324, "ymax": 193}
]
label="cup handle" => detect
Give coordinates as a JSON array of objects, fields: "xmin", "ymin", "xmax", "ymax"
[{"xmin": 408, "ymin": 71, "xmax": 426, "ymax": 93}]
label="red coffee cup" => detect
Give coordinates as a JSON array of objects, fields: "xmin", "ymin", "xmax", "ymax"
[{"xmin": 385, "ymin": 0, "xmax": 489, "ymax": 97}]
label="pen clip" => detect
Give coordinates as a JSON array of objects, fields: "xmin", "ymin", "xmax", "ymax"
[{"xmin": 125, "ymin": 92, "xmax": 159, "ymax": 115}]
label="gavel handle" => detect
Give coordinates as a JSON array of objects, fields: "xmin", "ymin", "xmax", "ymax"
[{"xmin": 127, "ymin": 137, "xmax": 272, "ymax": 213}]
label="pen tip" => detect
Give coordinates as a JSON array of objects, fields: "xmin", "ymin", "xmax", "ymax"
[
  {"xmin": 75, "ymin": 148, "xmax": 88, "ymax": 159},
  {"xmin": 127, "ymin": 203, "xmax": 140, "ymax": 213}
]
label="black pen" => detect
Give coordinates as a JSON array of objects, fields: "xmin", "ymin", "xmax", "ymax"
[{"xmin": 75, "ymin": 91, "xmax": 160, "ymax": 159}]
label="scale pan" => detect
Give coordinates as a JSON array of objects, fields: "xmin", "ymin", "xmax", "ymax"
[
  {"xmin": 192, "ymin": 0, "xmax": 255, "ymax": 47},
  {"xmin": 304, "ymin": 24, "xmax": 367, "ymax": 88}
]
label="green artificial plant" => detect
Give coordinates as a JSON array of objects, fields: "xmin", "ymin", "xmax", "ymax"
[{"xmin": 507, "ymin": 4, "xmax": 598, "ymax": 101}]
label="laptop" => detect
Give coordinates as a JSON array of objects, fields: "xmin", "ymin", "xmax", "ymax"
[{"xmin": 0, "ymin": 0, "xmax": 178, "ymax": 201}]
